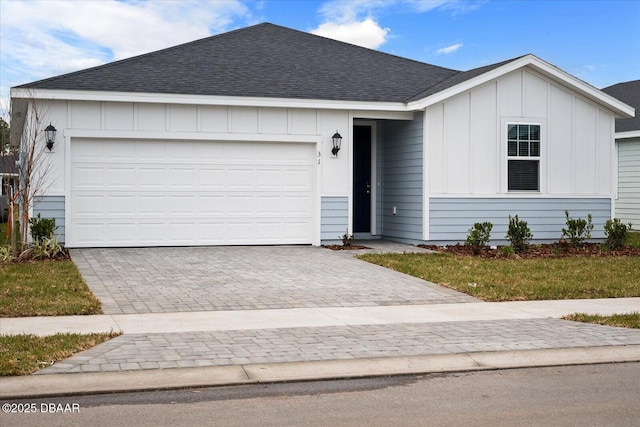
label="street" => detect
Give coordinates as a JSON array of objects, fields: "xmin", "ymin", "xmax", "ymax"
[{"xmin": 2, "ymin": 362, "xmax": 639, "ymax": 426}]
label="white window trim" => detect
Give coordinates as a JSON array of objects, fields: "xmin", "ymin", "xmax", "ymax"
[{"xmin": 501, "ymin": 118, "xmax": 546, "ymax": 194}]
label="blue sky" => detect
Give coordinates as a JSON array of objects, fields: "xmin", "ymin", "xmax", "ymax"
[{"xmin": 1, "ymin": 0, "xmax": 639, "ymax": 113}]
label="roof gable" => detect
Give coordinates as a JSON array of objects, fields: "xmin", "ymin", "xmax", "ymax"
[{"xmin": 18, "ymin": 23, "xmax": 458, "ymax": 103}]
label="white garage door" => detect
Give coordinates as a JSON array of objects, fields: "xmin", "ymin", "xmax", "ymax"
[{"xmin": 69, "ymin": 138, "xmax": 315, "ymax": 247}]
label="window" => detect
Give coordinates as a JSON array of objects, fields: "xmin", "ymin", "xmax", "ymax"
[{"xmin": 507, "ymin": 124, "xmax": 540, "ymax": 191}]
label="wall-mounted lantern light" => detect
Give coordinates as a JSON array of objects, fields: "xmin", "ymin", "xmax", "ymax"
[
  {"xmin": 44, "ymin": 123, "xmax": 57, "ymax": 151},
  {"xmin": 331, "ymin": 131, "xmax": 342, "ymax": 156}
]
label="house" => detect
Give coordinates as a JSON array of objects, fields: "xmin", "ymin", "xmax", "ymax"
[
  {"xmin": 9, "ymin": 23, "xmax": 635, "ymax": 248},
  {"xmin": 602, "ymin": 80, "xmax": 640, "ymax": 229}
]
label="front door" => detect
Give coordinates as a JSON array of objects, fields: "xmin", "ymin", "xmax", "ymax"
[{"xmin": 353, "ymin": 125, "xmax": 371, "ymax": 233}]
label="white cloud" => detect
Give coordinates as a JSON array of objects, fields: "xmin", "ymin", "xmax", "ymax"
[
  {"xmin": 311, "ymin": 18, "xmax": 390, "ymax": 49},
  {"xmin": 436, "ymin": 43, "xmax": 463, "ymax": 54},
  {"xmin": 0, "ymin": 0, "xmax": 250, "ymax": 84}
]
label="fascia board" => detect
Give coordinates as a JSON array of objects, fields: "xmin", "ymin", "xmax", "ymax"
[
  {"xmin": 9, "ymin": 88, "xmax": 409, "ymax": 112},
  {"xmin": 407, "ymin": 54, "xmax": 635, "ymax": 118},
  {"xmin": 615, "ymin": 130, "xmax": 640, "ymax": 140}
]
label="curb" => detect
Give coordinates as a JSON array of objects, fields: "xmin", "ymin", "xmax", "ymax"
[{"xmin": 2, "ymin": 345, "xmax": 639, "ymax": 399}]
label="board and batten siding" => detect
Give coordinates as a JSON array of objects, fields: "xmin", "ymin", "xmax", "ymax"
[
  {"xmin": 321, "ymin": 197, "xmax": 348, "ymax": 242},
  {"xmin": 616, "ymin": 139, "xmax": 640, "ymax": 228},
  {"xmin": 33, "ymin": 196, "xmax": 65, "ymax": 243},
  {"xmin": 429, "ymin": 197, "xmax": 610, "ymax": 244},
  {"xmin": 380, "ymin": 114, "xmax": 423, "ymax": 242},
  {"xmin": 425, "ymin": 68, "xmax": 615, "ymax": 197}
]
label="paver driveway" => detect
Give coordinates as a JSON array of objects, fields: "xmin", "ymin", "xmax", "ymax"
[{"xmin": 71, "ymin": 246, "xmax": 477, "ymax": 315}]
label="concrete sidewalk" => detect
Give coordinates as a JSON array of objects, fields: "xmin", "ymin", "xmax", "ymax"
[{"xmin": 2, "ymin": 298, "xmax": 640, "ymax": 336}]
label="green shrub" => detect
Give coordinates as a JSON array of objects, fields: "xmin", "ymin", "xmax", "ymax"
[
  {"xmin": 603, "ymin": 218, "xmax": 632, "ymax": 249},
  {"xmin": 29, "ymin": 213, "xmax": 57, "ymax": 243},
  {"xmin": 561, "ymin": 210, "xmax": 593, "ymax": 247},
  {"xmin": 506, "ymin": 215, "xmax": 532, "ymax": 252},
  {"xmin": 465, "ymin": 222, "xmax": 493, "ymax": 254}
]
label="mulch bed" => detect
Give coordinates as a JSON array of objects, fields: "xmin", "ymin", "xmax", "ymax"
[
  {"xmin": 323, "ymin": 244, "xmax": 371, "ymax": 251},
  {"xmin": 6, "ymin": 248, "xmax": 71, "ymax": 263},
  {"xmin": 417, "ymin": 243, "xmax": 640, "ymax": 259}
]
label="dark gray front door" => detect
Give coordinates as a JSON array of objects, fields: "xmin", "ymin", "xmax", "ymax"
[{"xmin": 353, "ymin": 125, "xmax": 371, "ymax": 233}]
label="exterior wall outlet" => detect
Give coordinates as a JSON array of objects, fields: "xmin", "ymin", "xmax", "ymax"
[{"xmin": 393, "ymin": 206, "xmax": 397, "ymax": 215}]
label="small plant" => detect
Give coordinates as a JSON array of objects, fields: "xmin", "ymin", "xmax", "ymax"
[
  {"xmin": 340, "ymin": 229, "xmax": 353, "ymax": 247},
  {"xmin": 465, "ymin": 222, "xmax": 493, "ymax": 254},
  {"xmin": 603, "ymin": 218, "xmax": 632, "ymax": 249},
  {"xmin": 0, "ymin": 245, "xmax": 13, "ymax": 263},
  {"xmin": 32, "ymin": 236, "xmax": 65, "ymax": 260},
  {"xmin": 29, "ymin": 213, "xmax": 57, "ymax": 243},
  {"xmin": 561, "ymin": 210, "xmax": 593, "ymax": 247},
  {"xmin": 499, "ymin": 245, "xmax": 515, "ymax": 257},
  {"xmin": 506, "ymin": 215, "xmax": 532, "ymax": 252}
]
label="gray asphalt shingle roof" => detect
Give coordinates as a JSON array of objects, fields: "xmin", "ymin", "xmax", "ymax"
[
  {"xmin": 602, "ymin": 80, "xmax": 640, "ymax": 133},
  {"xmin": 18, "ymin": 23, "xmax": 517, "ymax": 104}
]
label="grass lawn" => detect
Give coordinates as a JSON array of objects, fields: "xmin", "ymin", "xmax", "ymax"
[
  {"xmin": 358, "ymin": 252, "xmax": 640, "ymax": 301},
  {"xmin": 564, "ymin": 312, "xmax": 640, "ymax": 329},
  {"xmin": 0, "ymin": 332, "xmax": 120, "ymax": 376},
  {"xmin": 1, "ymin": 260, "xmax": 102, "ymax": 317},
  {"xmin": 1, "ymin": 224, "xmax": 110, "ymax": 375}
]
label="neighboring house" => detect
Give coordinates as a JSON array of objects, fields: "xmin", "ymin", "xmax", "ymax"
[
  {"xmin": 1, "ymin": 154, "xmax": 18, "ymax": 222},
  {"xmin": 602, "ymin": 80, "xmax": 640, "ymax": 229},
  {"xmin": 9, "ymin": 23, "xmax": 634, "ymax": 248}
]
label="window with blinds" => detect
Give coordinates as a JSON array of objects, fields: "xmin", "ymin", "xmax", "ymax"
[{"xmin": 507, "ymin": 124, "xmax": 540, "ymax": 191}]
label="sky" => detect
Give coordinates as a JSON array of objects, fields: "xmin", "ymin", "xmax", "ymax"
[{"xmin": 1, "ymin": 0, "xmax": 639, "ymax": 114}]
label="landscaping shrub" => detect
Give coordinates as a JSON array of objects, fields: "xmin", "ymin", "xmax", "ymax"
[
  {"xmin": 28, "ymin": 213, "xmax": 57, "ymax": 243},
  {"xmin": 340, "ymin": 229, "xmax": 353, "ymax": 247},
  {"xmin": 506, "ymin": 215, "xmax": 532, "ymax": 252},
  {"xmin": 562, "ymin": 210, "xmax": 593, "ymax": 247},
  {"xmin": 465, "ymin": 222, "xmax": 493, "ymax": 254},
  {"xmin": 603, "ymin": 218, "xmax": 632, "ymax": 249}
]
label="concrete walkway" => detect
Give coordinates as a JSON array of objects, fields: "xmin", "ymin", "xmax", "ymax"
[{"xmin": 1, "ymin": 243, "xmax": 639, "ymax": 398}]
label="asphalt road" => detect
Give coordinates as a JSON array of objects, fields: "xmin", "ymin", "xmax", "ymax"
[{"xmin": 2, "ymin": 363, "xmax": 640, "ymax": 426}]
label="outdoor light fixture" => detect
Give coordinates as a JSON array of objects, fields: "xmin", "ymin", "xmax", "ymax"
[
  {"xmin": 44, "ymin": 123, "xmax": 57, "ymax": 151},
  {"xmin": 331, "ymin": 131, "xmax": 342, "ymax": 156}
]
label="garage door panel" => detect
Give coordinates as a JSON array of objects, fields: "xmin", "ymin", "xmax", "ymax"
[
  {"xmin": 107, "ymin": 195, "xmax": 136, "ymax": 215},
  {"xmin": 73, "ymin": 167, "xmax": 104, "ymax": 188},
  {"xmin": 106, "ymin": 141, "xmax": 135, "ymax": 160},
  {"xmin": 139, "ymin": 195, "xmax": 166, "ymax": 215},
  {"xmin": 70, "ymin": 139, "xmax": 314, "ymax": 247},
  {"xmin": 199, "ymin": 168, "xmax": 226, "ymax": 188},
  {"xmin": 256, "ymin": 195, "xmax": 281, "ymax": 214},
  {"xmin": 107, "ymin": 167, "xmax": 135, "ymax": 188},
  {"xmin": 137, "ymin": 168, "xmax": 167, "ymax": 188},
  {"xmin": 200, "ymin": 195, "xmax": 226, "ymax": 214},
  {"xmin": 228, "ymin": 196, "xmax": 255, "ymax": 215},
  {"xmin": 73, "ymin": 195, "xmax": 104, "ymax": 216},
  {"xmin": 227, "ymin": 168, "xmax": 256, "ymax": 188},
  {"xmin": 169, "ymin": 196, "xmax": 197, "ymax": 215},
  {"xmin": 169, "ymin": 168, "xmax": 197, "ymax": 188},
  {"xmin": 106, "ymin": 223, "xmax": 136, "ymax": 244}
]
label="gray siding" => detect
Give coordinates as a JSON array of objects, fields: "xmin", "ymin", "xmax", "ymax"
[
  {"xmin": 321, "ymin": 196, "xmax": 348, "ymax": 242},
  {"xmin": 616, "ymin": 139, "xmax": 640, "ymax": 228},
  {"xmin": 430, "ymin": 197, "xmax": 611, "ymax": 244},
  {"xmin": 380, "ymin": 114, "xmax": 423, "ymax": 241},
  {"xmin": 33, "ymin": 196, "xmax": 65, "ymax": 243}
]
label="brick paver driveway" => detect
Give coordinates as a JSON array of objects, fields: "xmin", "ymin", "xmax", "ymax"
[{"xmin": 71, "ymin": 246, "xmax": 477, "ymax": 314}]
